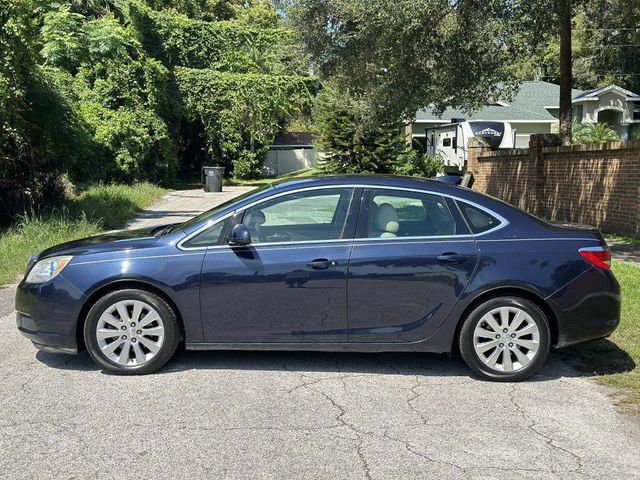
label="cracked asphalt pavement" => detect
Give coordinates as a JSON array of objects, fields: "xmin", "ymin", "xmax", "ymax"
[{"xmin": 1, "ymin": 188, "xmax": 639, "ymax": 479}]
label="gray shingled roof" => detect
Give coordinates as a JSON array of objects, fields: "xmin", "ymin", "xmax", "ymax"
[{"xmin": 415, "ymin": 81, "xmax": 583, "ymax": 122}]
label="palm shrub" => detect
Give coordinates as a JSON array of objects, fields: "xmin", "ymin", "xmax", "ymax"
[{"xmin": 572, "ymin": 121, "xmax": 620, "ymax": 144}]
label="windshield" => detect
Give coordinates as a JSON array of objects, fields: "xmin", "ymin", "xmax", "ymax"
[{"xmin": 175, "ymin": 184, "xmax": 271, "ymax": 231}]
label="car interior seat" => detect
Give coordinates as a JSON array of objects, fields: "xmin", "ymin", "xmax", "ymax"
[{"xmin": 371, "ymin": 203, "xmax": 399, "ymax": 238}]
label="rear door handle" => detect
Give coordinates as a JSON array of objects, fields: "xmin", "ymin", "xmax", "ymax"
[
  {"xmin": 306, "ymin": 258, "xmax": 336, "ymax": 270},
  {"xmin": 437, "ymin": 253, "xmax": 465, "ymax": 264}
]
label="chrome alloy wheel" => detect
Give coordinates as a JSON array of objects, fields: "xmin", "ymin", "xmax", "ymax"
[
  {"xmin": 472, "ymin": 306, "xmax": 540, "ymax": 373},
  {"xmin": 96, "ymin": 300, "xmax": 165, "ymax": 367}
]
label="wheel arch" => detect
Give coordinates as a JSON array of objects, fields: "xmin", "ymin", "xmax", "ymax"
[
  {"xmin": 451, "ymin": 286, "xmax": 559, "ymax": 352},
  {"xmin": 76, "ymin": 280, "xmax": 185, "ymax": 352}
]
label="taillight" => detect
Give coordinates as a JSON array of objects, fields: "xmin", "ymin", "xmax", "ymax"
[{"xmin": 579, "ymin": 246, "xmax": 611, "ymax": 270}]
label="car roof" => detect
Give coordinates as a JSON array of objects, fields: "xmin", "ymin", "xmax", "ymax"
[
  {"xmin": 268, "ymin": 174, "xmax": 460, "ymax": 194},
  {"xmin": 264, "ymin": 174, "xmax": 526, "ymax": 220}
]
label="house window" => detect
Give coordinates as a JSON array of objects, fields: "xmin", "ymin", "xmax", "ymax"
[
  {"xmin": 573, "ymin": 104, "xmax": 583, "ymax": 121},
  {"xmin": 443, "ymin": 138, "xmax": 451, "ymax": 147},
  {"xmin": 634, "ymin": 102, "xmax": 640, "ymax": 121}
]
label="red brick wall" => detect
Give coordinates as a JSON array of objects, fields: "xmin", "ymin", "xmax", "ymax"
[{"xmin": 467, "ymin": 138, "xmax": 640, "ymax": 238}]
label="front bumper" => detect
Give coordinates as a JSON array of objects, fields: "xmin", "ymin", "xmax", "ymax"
[
  {"xmin": 15, "ymin": 274, "xmax": 87, "ymax": 355},
  {"xmin": 548, "ymin": 266, "xmax": 621, "ymax": 348}
]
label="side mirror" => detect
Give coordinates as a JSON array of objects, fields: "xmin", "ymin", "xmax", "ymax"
[{"xmin": 228, "ymin": 223, "xmax": 251, "ymax": 246}]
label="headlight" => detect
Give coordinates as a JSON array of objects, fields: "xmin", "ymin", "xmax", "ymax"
[{"xmin": 25, "ymin": 256, "xmax": 73, "ymax": 284}]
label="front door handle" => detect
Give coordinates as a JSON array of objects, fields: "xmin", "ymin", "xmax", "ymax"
[
  {"xmin": 437, "ymin": 252, "xmax": 465, "ymax": 264},
  {"xmin": 306, "ymin": 258, "xmax": 336, "ymax": 270}
]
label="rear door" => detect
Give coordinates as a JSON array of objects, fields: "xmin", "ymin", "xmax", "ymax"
[{"xmin": 347, "ymin": 188, "xmax": 479, "ymax": 343}]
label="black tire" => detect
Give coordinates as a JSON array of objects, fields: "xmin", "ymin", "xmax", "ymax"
[
  {"xmin": 459, "ymin": 296, "xmax": 551, "ymax": 382},
  {"xmin": 83, "ymin": 289, "xmax": 180, "ymax": 375}
]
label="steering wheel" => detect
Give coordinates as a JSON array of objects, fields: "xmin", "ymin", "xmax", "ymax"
[{"xmin": 265, "ymin": 231, "xmax": 291, "ymax": 243}]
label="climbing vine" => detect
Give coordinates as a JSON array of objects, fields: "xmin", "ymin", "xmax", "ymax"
[{"xmin": 175, "ymin": 67, "xmax": 316, "ymax": 178}]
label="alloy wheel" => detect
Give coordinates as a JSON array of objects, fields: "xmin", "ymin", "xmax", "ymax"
[
  {"xmin": 472, "ymin": 306, "xmax": 540, "ymax": 373},
  {"xmin": 96, "ymin": 300, "xmax": 165, "ymax": 367}
]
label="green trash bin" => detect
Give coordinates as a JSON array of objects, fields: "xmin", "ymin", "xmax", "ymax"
[{"xmin": 203, "ymin": 166, "xmax": 224, "ymax": 192}]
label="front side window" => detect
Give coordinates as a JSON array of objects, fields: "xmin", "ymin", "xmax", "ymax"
[
  {"xmin": 182, "ymin": 218, "xmax": 230, "ymax": 248},
  {"xmin": 365, "ymin": 189, "xmax": 455, "ymax": 238},
  {"xmin": 242, "ymin": 188, "xmax": 354, "ymax": 243}
]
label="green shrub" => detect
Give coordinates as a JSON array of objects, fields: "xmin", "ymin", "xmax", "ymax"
[
  {"xmin": 394, "ymin": 151, "xmax": 445, "ymax": 178},
  {"xmin": 572, "ymin": 121, "xmax": 620, "ymax": 144}
]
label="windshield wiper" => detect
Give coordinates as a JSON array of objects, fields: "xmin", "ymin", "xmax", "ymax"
[{"xmin": 152, "ymin": 224, "xmax": 176, "ymax": 237}]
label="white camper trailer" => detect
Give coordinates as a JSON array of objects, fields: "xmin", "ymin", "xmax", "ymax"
[{"xmin": 425, "ymin": 121, "xmax": 515, "ymax": 172}]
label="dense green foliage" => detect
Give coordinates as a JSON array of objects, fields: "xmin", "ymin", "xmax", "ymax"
[
  {"xmin": 175, "ymin": 68, "xmax": 315, "ymax": 178},
  {"xmin": 289, "ymin": 0, "xmax": 543, "ymax": 123},
  {"xmin": 572, "ymin": 121, "xmax": 620, "ymax": 145},
  {"xmin": 41, "ymin": 6, "xmax": 177, "ymax": 183},
  {"xmin": 1, "ymin": 0, "xmax": 313, "ymax": 215},
  {"xmin": 130, "ymin": 3, "xmax": 286, "ymax": 73},
  {"xmin": 0, "ymin": 0, "xmax": 89, "ymax": 204},
  {"xmin": 0, "ymin": 182, "xmax": 166, "ymax": 286}
]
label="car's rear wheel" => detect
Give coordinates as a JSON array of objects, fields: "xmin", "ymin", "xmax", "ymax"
[
  {"xmin": 84, "ymin": 289, "xmax": 180, "ymax": 375},
  {"xmin": 459, "ymin": 296, "xmax": 551, "ymax": 382}
]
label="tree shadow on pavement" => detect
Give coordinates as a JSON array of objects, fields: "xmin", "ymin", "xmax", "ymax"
[{"xmin": 35, "ymin": 339, "xmax": 635, "ymax": 383}]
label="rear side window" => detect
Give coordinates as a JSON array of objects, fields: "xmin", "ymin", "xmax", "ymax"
[
  {"xmin": 365, "ymin": 189, "xmax": 455, "ymax": 238},
  {"xmin": 457, "ymin": 202, "xmax": 501, "ymax": 234}
]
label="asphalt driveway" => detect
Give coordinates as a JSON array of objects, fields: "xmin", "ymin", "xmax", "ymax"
[{"xmin": 1, "ymin": 187, "xmax": 639, "ymax": 479}]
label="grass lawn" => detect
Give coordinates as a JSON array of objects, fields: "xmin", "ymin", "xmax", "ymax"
[
  {"xmin": 605, "ymin": 234, "xmax": 640, "ymax": 247},
  {"xmin": 564, "ymin": 260, "xmax": 640, "ymax": 411},
  {"xmin": 0, "ymin": 183, "xmax": 167, "ymax": 287},
  {"xmin": 225, "ymin": 167, "xmax": 323, "ymax": 187}
]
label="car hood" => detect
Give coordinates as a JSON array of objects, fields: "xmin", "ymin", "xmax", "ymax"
[{"xmin": 35, "ymin": 226, "xmax": 165, "ymax": 260}]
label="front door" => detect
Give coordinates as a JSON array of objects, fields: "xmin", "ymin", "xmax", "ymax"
[
  {"xmin": 198, "ymin": 187, "xmax": 357, "ymax": 343},
  {"xmin": 347, "ymin": 188, "xmax": 479, "ymax": 343}
]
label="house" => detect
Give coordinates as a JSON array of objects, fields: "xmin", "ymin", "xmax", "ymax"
[
  {"xmin": 409, "ymin": 81, "xmax": 640, "ymax": 148},
  {"xmin": 570, "ymin": 85, "xmax": 640, "ymax": 140}
]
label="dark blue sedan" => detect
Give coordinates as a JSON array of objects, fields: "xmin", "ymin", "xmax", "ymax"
[{"xmin": 16, "ymin": 176, "xmax": 620, "ymax": 380}]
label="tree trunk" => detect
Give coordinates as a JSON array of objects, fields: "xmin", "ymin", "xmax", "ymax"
[{"xmin": 558, "ymin": 0, "xmax": 572, "ymax": 146}]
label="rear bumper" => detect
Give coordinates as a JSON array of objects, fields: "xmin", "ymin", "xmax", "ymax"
[
  {"xmin": 15, "ymin": 275, "xmax": 86, "ymax": 355},
  {"xmin": 548, "ymin": 267, "xmax": 621, "ymax": 348}
]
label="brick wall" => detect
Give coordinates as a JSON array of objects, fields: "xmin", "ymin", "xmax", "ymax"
[{"xmin": 467, "ymin": 136, "xmax": 640, "ymax": 238}]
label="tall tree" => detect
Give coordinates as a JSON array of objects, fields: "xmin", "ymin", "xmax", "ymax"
[
  {"xmin": 558, "ymin": 0, "xmax": 573, "ymax": 145},
  {"xmin": 512, "ymin": 0, "xmax": 640, "ymax": 94},
  {"xmin": 288, "ymin": 0, "xmax": 543, "ymax": 124}
]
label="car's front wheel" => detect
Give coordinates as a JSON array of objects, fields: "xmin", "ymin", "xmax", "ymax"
[
  {"xmin": 459, "ymin": 296, "xmax": 551, "ymax": 381},
  {"xmin": 84, "ymin": 289, "xmax": 180, "ymax": 375}
]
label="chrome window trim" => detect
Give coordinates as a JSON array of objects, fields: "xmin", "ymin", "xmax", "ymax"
[
  {"xmin": 176, "ymin": 184, "xmax": 510, "ymax": 251},
  {"xmin": 177, "ymin": 211, "xmax": 236, "ymax": 251}
]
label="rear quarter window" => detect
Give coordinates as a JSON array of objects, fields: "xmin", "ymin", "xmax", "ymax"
[{"xmin": 457, "ymin": 202, "xmax": 501, "ymax": 234}]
